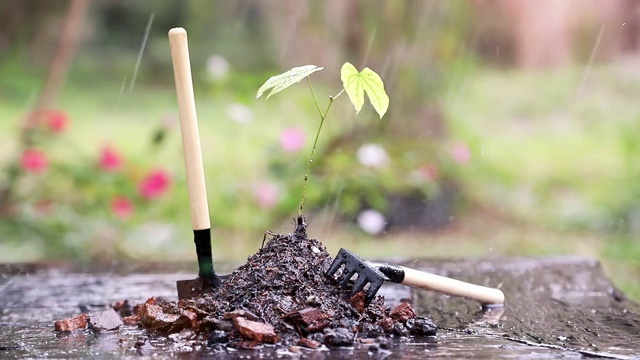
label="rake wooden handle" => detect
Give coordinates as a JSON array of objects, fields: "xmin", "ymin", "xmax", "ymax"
[
  {"xmin": 400, "ymin": 266, "xmax": 505, "ymax": 305},
  {"xmin": 168, "ymin": 27, "xmax": 210, "ymax": 231}
]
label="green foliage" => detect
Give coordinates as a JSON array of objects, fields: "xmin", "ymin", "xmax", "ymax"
[
  {"xmin": 257, "ymin": 62, "xmax": 389, "ymax": 214},
  {"xmin": 256, "ymin": 65, "xmax": 324, "ymax": 99},
  {"xmin": 340, "ymin": 62, "xmax": 389, "ymax": 118}
]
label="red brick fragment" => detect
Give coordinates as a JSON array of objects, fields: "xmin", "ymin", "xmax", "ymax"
[
  {"xmin": 377, "ymin": 316, "xmax": 394, "ymax": 332},
  {"xmin": 180, "ymin": 309, "xmax": 198, "ymax": 328},
  {"xmin": 111, "ymin": 299, "xmax": 133, "ymax": 317},
  {"xmin": 54, "ymin": 313, "xmax": 88, "ymax": 332},
  {"xmin": 349, "ymin": 291, "xmax": 366, "ymax": 313},
  {"xmin": 123, "ymin": 315, "xmax": 140, "ymax": 326},
  {"xmin": 284, "ymin": 307, "xmax": 332, "ymax": 333},
  {"xmin": 298, "ymin": 337, "xmax": 321, "ymax": 349},
  {"xmin": 138, "ymin": 298, "xmax": 181, "ymax": 333},
  {"xmin": 389, "ymin": 302, "xmax": 416, "ymax": 322},
  {"xmin": 233, "ymin": 317, "xmax": 278, "ymax": 343}
]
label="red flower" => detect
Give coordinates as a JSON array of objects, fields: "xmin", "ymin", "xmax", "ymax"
[
  {"xmin": 111, "ymin": 196, "xmax": 134, "ymax": 219},
  {"xmin": 139, "ymin": 169, "xmax": 171, "ymax": 199},
  {"xmin": 99, "ymin": 145, "xmax": 123, "ymax": 171},
  {"xmin": 21, "ymin": 149, "xmax": 48, "ymax": 173},
  {"xmin": 45, "ymin": 109, "xmax": 69, "ymax": 133}
]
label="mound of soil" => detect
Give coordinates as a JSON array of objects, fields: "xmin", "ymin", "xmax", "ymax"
[{"xmin": 56, "ymin": 215, "xmax": 436, "ymax": 350}]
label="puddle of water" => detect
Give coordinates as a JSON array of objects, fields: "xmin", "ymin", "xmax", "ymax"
[{"xmin": 0, "ymin": 257, "xmax": 638, "ymax": 359}]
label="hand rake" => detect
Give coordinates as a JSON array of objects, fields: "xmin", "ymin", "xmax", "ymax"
[{"xmin": 326, "ymin": 248, "xmax": 505, "ymax": 307}]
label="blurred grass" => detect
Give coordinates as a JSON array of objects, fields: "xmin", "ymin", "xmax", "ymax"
[
  {"xmin": 445, "ymin": 61, "xmax": 640, "ymax": 230},
  {"xmin": 0, "ymin": 61, "xmax": 639, "ymax": 301}
]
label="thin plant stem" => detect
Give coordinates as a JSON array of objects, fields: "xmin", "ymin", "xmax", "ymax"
[{"xmin": 299, "ymin": 78, "xmax": 341, "ymax": 215}]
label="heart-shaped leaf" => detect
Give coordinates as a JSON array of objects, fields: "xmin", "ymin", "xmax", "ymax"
[
  {"xmin": 257, "ymin": 65, "xmax": 324, "ymax": 100},
  {"xmin": 340, "ymin": 62, "xmax": 389, "ymax": 118}
]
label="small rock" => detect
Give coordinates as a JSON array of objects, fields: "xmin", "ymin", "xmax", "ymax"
[
  {"xmin": 207, "ymin": 330, "xmax": 229, "ymax": 345},
  {"xmin": 393, "ymin": 322, "xmax": 410, "ymax": 337},
  {"xmin": 305, "ymin": 295, "xmax": 320, "ymax": 306},
  {"xmin": 223, "ymin": 309, "xmax": 259, "ymax": 321},
  {"xmin": 204, "ymin": 316, "xmax": 234, "ymax": 332},
  {"xmin": 54, "ymin": 313, "xmax": 88, "ymax": 332},
  {"xmin": 378, "ymin": 338, "xmax": 390, "ymax": 349},
  {"xmin": 233, "ymin": 317, "xmax": 278, "ymax": 344},
  {"xmin": 389, "ymin": 302, "xmax": 416, "ymax": 322},
  {"xmin": 359, "ymin": 322, "xmax": 384, "ymax": 338},
  {"xmin": 323, "ymin": 327, "xmax": 354, "ymax": 347},
  {"xmin": 409, "ymin": 317, "xmax": 437, "ymax": 336},
  {"xmin": 89, "ymin": 308, "xmax": 123, "ymax": 331},
  {"xmin": 307, "ymin": 332, "xmax": 325, "ymax": 344}
]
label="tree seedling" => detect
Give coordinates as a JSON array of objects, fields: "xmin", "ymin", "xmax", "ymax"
[{"xmin": 257, "ymin": 62, "xmax": 389, "ymax": 215}]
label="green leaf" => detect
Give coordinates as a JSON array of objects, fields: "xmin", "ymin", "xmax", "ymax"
[
  {"xmin": 340, "ymin": 62, "xmax": 389, "ymax": 118},
  {"xmin": 256, "ymin": 65, "xmax": 324, "ymax": 99}
]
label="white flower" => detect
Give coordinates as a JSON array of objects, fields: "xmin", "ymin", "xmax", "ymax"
[
  {"xmin": 357, "ymin": 209, "xmax": 386, "ymax": 235},
  {"xmin": 227, "ymin": 103, "xmax": 254, "ymax": 124},
  {"xmin": 356, "ymin": 144, "xmax": 389, "ymax": 167},
  {"xmin": 206, "ymin": 54, "xmax": 229, "ymax": 80}
]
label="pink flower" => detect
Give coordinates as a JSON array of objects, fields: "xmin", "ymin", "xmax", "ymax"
[
  {"xmin": 452, "ymin": 142, "xmax": 471, "ymax": 164},
  {"xmin": 45, "ymin": 109, "xmax": 69, "ymax": 133},
  {"xmin": 99, "ymin": 145, "xmax": 123, "ymax": 171},
  {"xmin": 139, "ymin": 169, "xmax": 171, "ymax": 199},
  {"xmin": 254, "ymin": 182, "xmax": 279, "ymax": 209},
  {"xmin": 279, "ymin": 128, "xmax": 305, "ymax": 153},
  {"xmin": 21, "ymin": 149, "xmax": 48, "ymax": 173},
  {"xmin": 111, "ymin": 196, "xmax": 134, "ymax": 219}
]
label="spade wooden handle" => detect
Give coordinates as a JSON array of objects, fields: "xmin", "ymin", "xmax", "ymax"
[
  {"xmin": 400, "ymin": 266, "xmax": 505, "ymax": 305},
  {"xmin": 168, "ymin": 27, "xmax": 210, "ymax": 230}
]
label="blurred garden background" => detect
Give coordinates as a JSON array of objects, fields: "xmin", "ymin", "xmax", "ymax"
[{"xmin": 1, "ymin": 0, "xmax": 639, "ymax": 300}]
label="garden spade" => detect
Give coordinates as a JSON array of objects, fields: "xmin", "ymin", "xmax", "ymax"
[
  {"xmin": 326, "ymin": 248, "xmax": 505, "ymax": 306},
  {"xmin": 169, "ymin": 27, "xmax": 222, "ymax": 299}
]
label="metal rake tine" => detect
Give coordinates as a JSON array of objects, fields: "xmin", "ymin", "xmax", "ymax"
[
  {"xmin": 326, "ymin": 258, "xmax": 346, "ymax": 278},
  {"xmin": 338, "ymin": 267, "xmax": 358, "ymax": 287},
  {"xmin": 365, "ymin": 280, "xmax": 384, "ymax": 305},
  {"xmin": 350, "ymin": 273, "xmax": 372, "ymax": 297}
]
